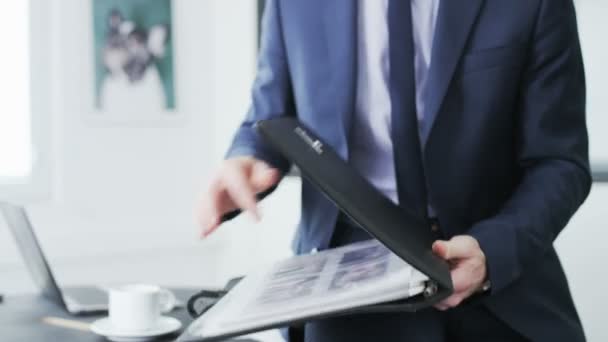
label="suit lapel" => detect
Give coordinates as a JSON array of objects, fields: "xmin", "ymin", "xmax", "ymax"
[
  {"xmin": 323, "ymin": 0, "xmax": 357, "ymax": 159},
  {"xmin": 421, "ymin": 0, "xmax": 485, "ymax": 146}
]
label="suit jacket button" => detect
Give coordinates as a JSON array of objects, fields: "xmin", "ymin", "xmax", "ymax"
[{"xmin": 431, "ymin": 223, "xmax": 440, "ymax": 232}]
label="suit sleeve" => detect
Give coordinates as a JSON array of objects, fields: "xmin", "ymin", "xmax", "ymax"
[
  {"xmin": 469, "ymin": 0, "xmax": 592, "ymax": 293},
  {"xmin": 225, "ymin": 0, "xmax": 293, "ymax": 174}
]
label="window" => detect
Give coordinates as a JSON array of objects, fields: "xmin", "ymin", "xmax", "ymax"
[
  {"xmin": 0, "ymin": 0, "xmax": 51, "ymax": 201},
  {"xmin": 0, "ymin": 1, "xmax": 32, "ymax": 181}
]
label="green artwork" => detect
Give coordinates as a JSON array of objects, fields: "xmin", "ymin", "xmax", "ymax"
[{"xmin": 93, "ymin": 0, "xmax": 175, "ymax": 111}]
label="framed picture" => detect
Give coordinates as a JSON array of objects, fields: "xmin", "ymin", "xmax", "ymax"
[{"xmin": 91, "ymin": 0, "xmax": 177, "ymax": 123}]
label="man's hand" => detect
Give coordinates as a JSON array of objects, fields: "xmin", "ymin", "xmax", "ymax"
[
  {"xmin": 198, "ymin": 157, "xmax": 281, "ymax": 238},
  {"xmin": 432, "ymin": 235, "xmax": 487, "ymax": 311}
]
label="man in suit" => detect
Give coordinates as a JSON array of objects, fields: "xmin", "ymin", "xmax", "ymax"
[{"xmin": 199, "ymin": 0, "xmax": 590, "ymax": 341}]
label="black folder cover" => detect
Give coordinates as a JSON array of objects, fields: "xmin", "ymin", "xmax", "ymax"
[
  {"xmin": 178, "ymin": 118, "xmax": 453, "ymax": 341},
  {"xmin": 254, "ymin": 117, "xmax": 453, "ymax": 306}
]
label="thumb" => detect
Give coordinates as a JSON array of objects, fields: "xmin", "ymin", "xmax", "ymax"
[
  {"xmin": 432, "ymin": 240, "xmax": 449, "ymax": 259},
  {"xmin": 433, "ymin": 236, "xmax": 475, "ymax": 260},
  {"xmin": 250, "ymin": 161, "xmax": 281, "ymax": 193}
]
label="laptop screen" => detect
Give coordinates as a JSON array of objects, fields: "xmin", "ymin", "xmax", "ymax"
[{"xmin": 1, "ymin": 202, "xmax": 65, "ymax": 307}]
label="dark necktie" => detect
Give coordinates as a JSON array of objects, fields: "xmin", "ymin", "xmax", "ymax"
[{"xmin": 388, "ymin": 0, "xmax": 429, "ymax": 219}]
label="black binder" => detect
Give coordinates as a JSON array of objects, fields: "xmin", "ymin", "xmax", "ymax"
[
  {"xmin": 254, "ymin": 117, "xmax": 453, "ymax": 308},
  {"xmin": 178, "ymin": 117, "xmax": 452, "ymax": 341}
]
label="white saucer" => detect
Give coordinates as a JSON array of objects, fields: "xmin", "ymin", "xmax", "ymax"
[{"xmin": 90, "ymin": 316, "xmax": 182, "ymax": 342}]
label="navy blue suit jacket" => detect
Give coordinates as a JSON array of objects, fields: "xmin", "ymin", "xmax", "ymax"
[{"xmin": 227, "ymin": 1, "xmax": 591, "ymax": 340}]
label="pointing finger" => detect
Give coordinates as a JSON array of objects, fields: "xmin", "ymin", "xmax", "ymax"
[{"xmin": 199, "ymin": 180, "xmax": 224, "ymax": 237}]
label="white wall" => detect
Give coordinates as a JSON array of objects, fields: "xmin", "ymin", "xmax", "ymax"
[
  {"xmin": 48, "ymin": 0, "xmax": 218, "ymax": 257},
  {"xmin": 577, "ymin": 0, "xmax": 608, "ymax": 165},
  {"xmin": 555, "ymin": 185, "xmax": 608, "ymax": 342}
]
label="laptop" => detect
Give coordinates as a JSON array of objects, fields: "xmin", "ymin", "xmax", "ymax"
[{"xmin": 1, "ymin": 202, "xmax": 108, "ymax": 315}]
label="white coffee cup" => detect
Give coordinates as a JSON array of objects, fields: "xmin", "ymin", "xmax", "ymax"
[{"xmin": 108, "ymin": 284, "xmax": 176, "ymax": 333}]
